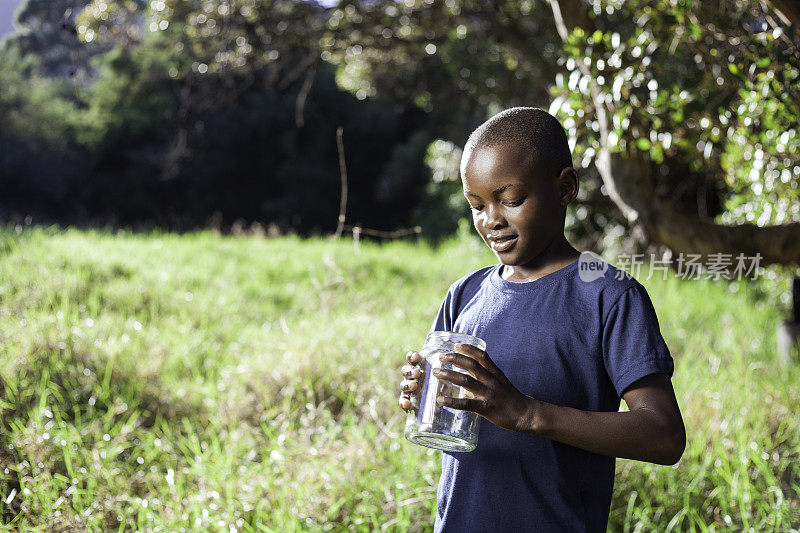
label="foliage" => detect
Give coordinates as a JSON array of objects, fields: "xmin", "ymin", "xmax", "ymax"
[
  {"xmin": 327, "ymin": 0, "xmax": 800, "ymax": 254},
  {"xmin": 411, "ymin": 138, "xmax": 470, "ymax": 241},
  {"xmin": 721, "ymin": 59, "xmax": 800, "ymax": 225},
  {"xmin": 2, "ymin": 0, "xmax": 799, "ymax": 244},
  {"xmin": 4, "ymin": 0, "xmax": 98, "ymax": 80},
  {"xmin": 0, "ymin": 43, "xmax": 90, "ymax": 219},
  {"xmin": 0, "ymin": 44, "xmax": 79, "ymax": 146},
  {"xmin": 1, "ymin": 0, "xmax": 436, "ymax": 233},
  {"xmin": 548, "ymin": 0, "xmax": 800, "ymax": 226},
  {"xmin": 0, "ymin": 228, "xmax": 798, "ymax": 529},
  {"xmin": 321, "ymin": 0, "xmax": 558, "ymax": 142},
  {"xmin": 77, "ymin": 0, "xmax": 326, "ymax": 83},
  {"xmin": 75, "ymin": 45, "xmax": 430, "ymax": 230},
  {"xmin": 321, "ymin": 0, "xmax": 614, "ymax": 245}
]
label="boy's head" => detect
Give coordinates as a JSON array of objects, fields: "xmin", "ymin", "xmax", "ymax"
[{"xmin": 460, "ymin": 107, "xmax": 579, "ymax": 268}]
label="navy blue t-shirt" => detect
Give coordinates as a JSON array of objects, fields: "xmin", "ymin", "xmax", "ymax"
[{"xmin": 428, "ymin": 258, "xmax": 674, "ymax": 532}]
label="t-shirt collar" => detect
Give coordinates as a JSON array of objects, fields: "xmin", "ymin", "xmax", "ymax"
[{"xmin": 489, "ymin": 258, "xmax": 579, "ymax": 293}]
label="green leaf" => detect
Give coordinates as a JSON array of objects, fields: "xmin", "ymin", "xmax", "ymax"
[
  {"xmin": 728, "ymin": 63, "xmax": 739, "ymax": 75},
  {"xmin": 592, "ymin": 30, "xmax": 603, "ymax": 43},
  {"xmin": 651, "ymin": 144, "xmax": 664, "ymax": 163},
  {"xmin": 636, "ymin": 138, "xmax": 652, "ymax": 151}
]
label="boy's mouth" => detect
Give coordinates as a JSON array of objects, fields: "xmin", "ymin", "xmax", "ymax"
[{"xmin": 487, "ymin": 233, "xmax": 517, "ymax": 253}]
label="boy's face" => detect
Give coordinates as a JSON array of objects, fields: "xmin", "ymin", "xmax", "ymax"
[{"xmin": 461, "ymin": 142, "xmax": 574, "ymax": 269}]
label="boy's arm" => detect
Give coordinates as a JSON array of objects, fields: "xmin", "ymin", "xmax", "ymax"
[
  {"xmin": 435, "ymin": 344, "xmax": 686, "ymax": 465},
  {"xmin": 526, "ymin": 373, "xmax": 686, "ymax": 465}
]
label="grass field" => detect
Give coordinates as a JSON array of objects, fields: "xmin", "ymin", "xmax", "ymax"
[{"xmin": 0, "ymin": 226, "xmax": 798, "ymax": 531}]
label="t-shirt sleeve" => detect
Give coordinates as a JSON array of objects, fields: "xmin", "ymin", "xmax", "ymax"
[{"xmin": 602, "ymin": 284, "xmax": 674, "ymax": 397}]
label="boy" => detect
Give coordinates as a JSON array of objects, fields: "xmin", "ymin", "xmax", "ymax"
[{"xmin": 398, "ymin": 108, "xmax": 685, "ymax": 532}]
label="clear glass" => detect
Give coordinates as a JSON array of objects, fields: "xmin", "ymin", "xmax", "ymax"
[{"xmin": 404, "ymin": 331, "xmax": 486, "ymax": 452}]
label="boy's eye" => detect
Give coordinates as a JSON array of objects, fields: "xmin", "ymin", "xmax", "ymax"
[
  {"xmin": 503, "ymin": 197, "xmax": 526, "ymax": 207},
  {"xmin": 469, "ymin": 204, "xmax": 484, "ymax": 211}
]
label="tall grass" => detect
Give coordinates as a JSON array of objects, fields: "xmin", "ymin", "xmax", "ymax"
[{"xmin": 0, "ymin": 226, "xmax": 797, "ymax": 531}]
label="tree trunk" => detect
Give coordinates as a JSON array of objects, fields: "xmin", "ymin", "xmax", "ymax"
[{"xmin": 596, "ymin": 149, "xmax": 800, "ymax": 265}]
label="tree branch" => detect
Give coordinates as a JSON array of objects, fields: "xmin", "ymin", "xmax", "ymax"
[
  {"xmin": 295, "ymin": 60, "xmax": 316, "ymax": 128},
  {"xmin": 333, "ymin": 126, "xmax": 348, "ymax": 240}
]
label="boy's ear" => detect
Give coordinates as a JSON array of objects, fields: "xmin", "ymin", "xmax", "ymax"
[{"xmin": 557, "ymin": 167, "xmax": 579, "ymax": 206}]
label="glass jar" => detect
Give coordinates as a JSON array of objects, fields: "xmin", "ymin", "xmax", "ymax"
[{"xmin": 404, "ymin": 331, "xmax": 486, "ymax": 452}]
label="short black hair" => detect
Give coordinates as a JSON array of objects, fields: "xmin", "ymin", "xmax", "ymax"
[{"xmin": 462, "ymin": 107, "xmax": 573, "ymax": 179}]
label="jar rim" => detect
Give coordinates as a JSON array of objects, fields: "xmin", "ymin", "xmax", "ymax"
[{"xmin": 425, "ymin": 331, "xmax": 486, "ymax": 351}]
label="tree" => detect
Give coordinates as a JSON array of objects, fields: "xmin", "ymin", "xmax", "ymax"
[
  {"xmin": 0, "ymin": 0, "xmax": 439, "ymax": 232},
  {"xmin": 0, "ymin": 42, "xmax": 89, "ymax": 219},
  {"xmin": 4, "ymin": 0, "xmax": 98, "ymax": 82},
  {"xmin": 547, "ymin": 0, "xmax": 800, "ymax": 265},
  {"xmin": 321, "ymin": 0, "xmax": 561, "ymax": 143},
  {"xmin": 327, "ymin": 0, "xmax": 800, "ymax": 265}
]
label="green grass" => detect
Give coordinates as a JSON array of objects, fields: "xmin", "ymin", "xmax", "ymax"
[{"xmin": 0, "ymin": 226, "xmax": 798, "ymax": 531}]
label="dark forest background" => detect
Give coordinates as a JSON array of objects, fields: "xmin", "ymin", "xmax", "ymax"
[
  {"xmin": 1, "ymin": 0, "xmax": 799, "ymax": 256},
  {"xmin": 0, "ymin": 0, "xmax": 473, "ymax": 238}
]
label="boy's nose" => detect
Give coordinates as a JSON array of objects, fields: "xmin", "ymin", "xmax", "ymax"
[{"xmin": 481, "ymin": 203, "xmax": 507, "ymax": 229}]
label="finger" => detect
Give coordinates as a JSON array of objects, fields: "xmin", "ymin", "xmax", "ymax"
[
  {"xmin": 401, "ymin": 379, "xmax": 419, "ymax": 393},
  {"xmin": 437, "ymin": 352, "xmax": 489, "ymax": 381},
  {"xmin": 453, "ymin": 343, "xmax": 499, "ymax": 375},
  {"xmin": 402, "ymin": 365, "xmax": 422, "ymax": 380},
  {"xmin": 406, "ymin": 350, "xmax": 421, "ymax": 365},
  {"xmin": 399, "ymin": 396, "xmax": 412, "ymax": 411},
  {"xmin": 437, "ymin": 395, "xmax": 483, "ymax": 413},
  {"xmin": 433, "ymin": 367, "xmax": 482, "ymax": 393}
]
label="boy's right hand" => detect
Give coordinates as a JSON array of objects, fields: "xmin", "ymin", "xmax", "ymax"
[{"xmin": 398, "ymin": 350, "xmax": 425, "ymax": 414}]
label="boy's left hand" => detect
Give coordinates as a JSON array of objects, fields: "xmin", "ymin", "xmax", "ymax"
[{"xmin": 434, "ymin": 343, "xmax": 532, "ymax": 433}]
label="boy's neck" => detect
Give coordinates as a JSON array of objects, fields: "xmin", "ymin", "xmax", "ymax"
[{"xmin": 500, "ymin": 237, "xmax": 581, "ymax": 283}]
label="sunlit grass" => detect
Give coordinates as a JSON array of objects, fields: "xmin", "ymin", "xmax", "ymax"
[{"xmin": 0, "ymin": 226, "xmax": 798, "ymax": 531}]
